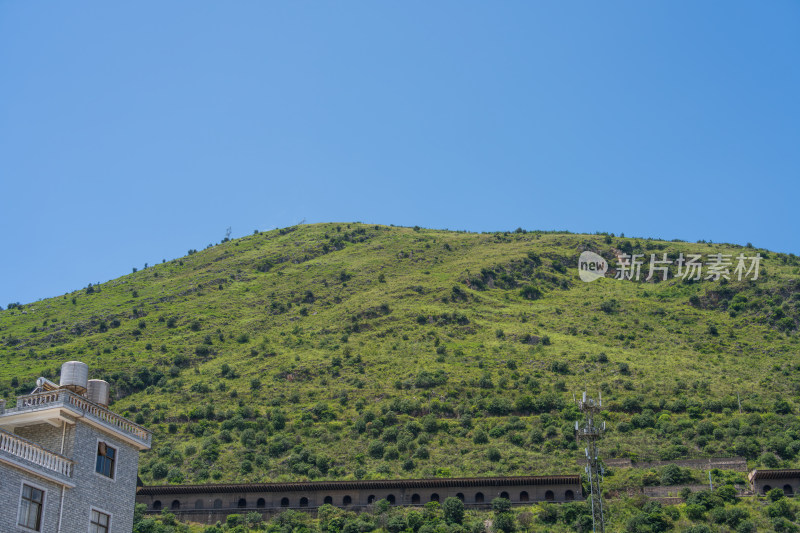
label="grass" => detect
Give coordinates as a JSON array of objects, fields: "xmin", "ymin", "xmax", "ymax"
[{"xmin": 1, "ymin": 223, "xmax": 799, "ymax": 488}]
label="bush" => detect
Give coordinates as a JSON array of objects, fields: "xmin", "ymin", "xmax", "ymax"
[
  {"xmin": 660, "ymin": 464, "xmax": 691, "ymax": 485},
  {"xmin": 492, "ymin": 498, "xmax": 512, "ymax": 514},
  {"xmin": 768, "ymin": 487, "xmax": 786, "ymax": 502},
  {"xmin": 443, "ymin": 497, "xmax": 465, "ymax": 524},
  {"xmin": 520, "ymin": 285, "xmax": 542, "ymax": 300},
  {"xmin": 600, "ymin": 299, "xmax": 619, "ymax": 314},
  {"xmin": 537, "ymin": 503, "xmax": 559, "ymax": 524},
  {"xmin": 493, "ymin": 512, "xmax": 515, "ymax": 533},
  {"xmin": 685, "ymin": 504, "xmax": 706, "ymax": 521},
  {"xmin": 151, "ymin": 462, "xmax": 168, "ymax": 480},
  {"xmin": 368, "ymin": 441, "xmax": 385, "ymax": 459}
]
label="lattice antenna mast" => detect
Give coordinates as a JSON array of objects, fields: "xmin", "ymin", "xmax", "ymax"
[{"xmin": 576, "ymin": 391, "xmax": 606, "ymax": 533}]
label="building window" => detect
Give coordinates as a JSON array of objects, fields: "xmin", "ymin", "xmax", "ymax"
[
  {"xmin": 18, "ymin": 484, "xmax": 44, "ymax": 531},
  {"xmin": 95, "ymin": 442, "xmax": 116, "ymax": 479},
  {"xmin": 89, "ymin": 509, "xmax": 110, "ymax": 533}
]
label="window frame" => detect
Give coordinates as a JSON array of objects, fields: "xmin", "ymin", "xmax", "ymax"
[
  {"xmin": 94, "ymin": 438, "xmax": 118, "ymax": 481},
  {"xmin": 88, "ymin": 506, "xmax": 112, "ymax": 533},
  {"xmin": 17, "ymin": 481, "xmax": 46, "ymax": 532}
]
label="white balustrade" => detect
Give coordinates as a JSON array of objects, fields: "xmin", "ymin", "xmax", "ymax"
[
  {"xmin": 0, "ymin": 428, "xmax": 73, "ymax": 477},
  {"xmin": 12, "ymin": 389, "xmax": 151, "ymax": 446}
]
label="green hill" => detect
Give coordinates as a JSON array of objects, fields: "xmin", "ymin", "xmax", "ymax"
[{"xmin": 2, "ymin": 223, "xmax": 799, "ymax": 486}]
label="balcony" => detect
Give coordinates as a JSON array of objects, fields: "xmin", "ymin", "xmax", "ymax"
[
  {"xmin": 0, "ymin": 427, "xmax": 75, "ymax": 486},
  {"xmin": 0, "ymin": 389, "xmax": 151, "ymax": 450}
]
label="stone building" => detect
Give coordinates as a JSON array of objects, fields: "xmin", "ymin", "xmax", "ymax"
[
  {"xmin": 749, "ymin": 469, "xmax": 800, "ymax": 496},
  {"xmin": 0, "ymin": 361, "xmax": 151, "ymax": 533},
  {"xmin": 137, "ymin": 475, "xmax": 583, "ymax": 524}
]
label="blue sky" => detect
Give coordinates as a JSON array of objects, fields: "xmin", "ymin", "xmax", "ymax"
[{"xmin": 2, "ymin": 2, "xmax": 798, "ymax": 305}]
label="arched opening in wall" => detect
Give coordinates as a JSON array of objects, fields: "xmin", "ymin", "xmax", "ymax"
[
  {"xmin": 171, "ymin": 500, "xmax": 181, "ymax": 510},
  {"xmin": 784, "ymin": 485, "xmax": 794, "ymax": 497},
  {"xmin": 213, "ymin": 499, "xmax": 222, "ymax": 509},
  {"xmin": 565, "ymin": 490, "xmax": 575, "ymax": 501},
  {"xmin": 500, "ymin": 491, "xmax": 509, "ymax": 500},
  {"xmin": 343, "ymin": 496, "xmax": 352, "ymax": 506},
  {"xmin": 195, "ymin": 499, "xmax": 204, "ymax": 509},
  {"xmin": 475, "ymin": 492, "xmax": 484, "ymax": 503},
  {"xmin": 387, "ymin": 494, "xmax": 396, "ymax": 505},
  {"xmin": 430, "ymin": 493, "xmax": 440, "ymax": 502},
  {"xmin": 281, "ymin": 497, "xmax": 290, "ymax": 507},
  {"xmin": 456, "ymin": 493, "xmax": 465, "ymax": 501},
  {"xmin": 763, "ymin": 485, "xmax": 772, "ymax": 495},
  {"xmin": 238, "ymin": 498, "xmax": 247, "ymax": 508},
  {"xmin": 545, "ymin": 491, "xmax": 554, "ymax": 501},
  {"xmin": 367, "ymin": 495, "xmax": 376, "ymax": 504},
  {"xmin": 257, "ymin": 498, "xmax": 266, "ymax": 508},
  {"xmin": 152, "ymin": 501, "xmax": 162, "ymax": 511},
  {"xmin": 519, "ymin": 491, "xmax": 529, "ymax": 502},
  {"xmin": 324, "ymin": 496, "xmax": 333, "ymax": 505},
  {"xmin": 300, "ymin": 497, "xmax": 309, "ymax": 508},
  {"xmin": 411, "ymin": 494, "xmax": 421, "ymax": 504}
]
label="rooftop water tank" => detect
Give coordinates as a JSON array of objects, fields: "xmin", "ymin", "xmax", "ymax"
[
  {"xmin": 60, "ymin": 361, "xmax": 89, "ymax": 393},
  {"xmin": 87, "ymin": 379, "xmax": 110, "ymax": 408}
]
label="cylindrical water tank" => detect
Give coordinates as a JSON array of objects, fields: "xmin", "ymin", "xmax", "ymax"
[
  {"xmin": 59, "ymin": 361, "xmax": 89, "ymax": 393},
  {"xmin": 87, "ymin": 379, "xmax": 110, "ymax": 407}
]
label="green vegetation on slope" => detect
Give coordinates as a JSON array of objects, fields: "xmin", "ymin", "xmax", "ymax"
[
  {"xmin": 1, "ymin": 223, "xmax": 800, "ymax": 486},
  {"xmin": 137, "ymin": 490, "xmax": 800, "ymax": 533}
]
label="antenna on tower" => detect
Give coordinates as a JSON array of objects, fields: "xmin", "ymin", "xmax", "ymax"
[{"xmin": 577, "ymin": 391, "xmax": 606, "ymax": 533}]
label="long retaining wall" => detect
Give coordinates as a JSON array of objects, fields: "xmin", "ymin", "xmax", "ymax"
[{"xmin": 137, "ymin": 476, "xmax": 583, "ymax": 525}]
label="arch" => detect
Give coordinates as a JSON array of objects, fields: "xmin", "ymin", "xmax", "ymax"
[
  {"xmin": 565, "ymin": 490, "xmax": 575, "ymax": 501},
  {"xmin": 784, "ymin": 485, "xmax": 794, "ymax": 497},
  {"xmin": 238, "ymin": 498, "xmax": 247, "ymax": 508},
  {"xmin": 456, "ymin": 493, "xmax": 465, "ymax": 501},
  {"xmin": 300, "ymin": 497, "xmax": 309, "ymax": 507},
  {"xmin": 213, "ymin": 499, "xmax": 222, "ymax": 509},
  {"xmin": 519, "ymin": 491, "xmax": 529, "ymax": 502},
  {"xmin": 324, "ymin": 496, "xmax": 333, "ymax": 505},
  {"xmin": 387, "ymin": 494, "xmax": 396, "ymax": 505},
  {"xmin": 411, "ymin": 494, "xmax": 421, "ymax": 504},
  {"xmin": 430, "ymin": 493, "xmax": 440, "ymax": 502},
  {"xmin": 171, "ymin": 500, "xmax": 181, "ymax": 510},
  {"xmin": 763, "ymin": 485, "xmax": 772, "ymax": 495},
  {"xmin": 500, "ymin": 491, "xmax": 510, "ymax": 500},
  {"xmin": 194, "ymin": 499, "xmax": 204, "ymax": 509},
  {"xmin": 257, "ymin": 498, "xmax": 266, "ymax": 508},
  {"xmin": 475, "ymin": 492, "xmax": 484, "ymax": 503},
  {"xmin": 545, "ymin": 490, "xmax": 554, "ymax": 501},
  {"xmin": 367, "ymin": 495, "xmax": 376, "ymax": 504},
  {"xmin": 281, "ymin": 497, "xmax": 290, "ymax": 507},
  {"xmin": 343, "ymin": 495, "xmax": 352, "ymax": 506},
  {"xmin": 152, "ymin": 501, "xmax": 162, "ymax": 511}
]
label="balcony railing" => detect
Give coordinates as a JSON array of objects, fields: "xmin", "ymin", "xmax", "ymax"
[
  {"xmin": 10, "ymin": 389, "xmax": 151, "ymax": 447},
  {"xmin": 0, "ymin": 427, "xmax": 74, "ymax": 477}
]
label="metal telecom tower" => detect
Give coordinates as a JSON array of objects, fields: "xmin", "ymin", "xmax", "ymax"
[{"xmin": 576, "ymin": 392, "xmax": 606, "ymax": 533}]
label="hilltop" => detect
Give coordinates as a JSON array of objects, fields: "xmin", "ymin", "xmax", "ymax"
[{"xmin": 1, "ymin": 223, "xmax": 799, "ymax": 486}]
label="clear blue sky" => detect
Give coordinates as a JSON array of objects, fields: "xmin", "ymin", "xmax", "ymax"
[{"xmin": 2, "ymin": 2, "xmax": 798, "ymax": 305}]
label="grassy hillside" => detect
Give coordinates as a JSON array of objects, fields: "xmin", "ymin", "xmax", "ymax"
[{"xmin": 1, "ymin": 223, "xmax": 799, "ymax": 486}]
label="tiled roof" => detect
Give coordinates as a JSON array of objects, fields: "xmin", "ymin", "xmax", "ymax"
[{"xmin": 137, "ymin": 475, "xmax": 581, "ymax": 495}]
